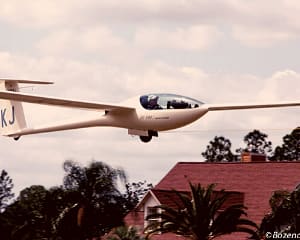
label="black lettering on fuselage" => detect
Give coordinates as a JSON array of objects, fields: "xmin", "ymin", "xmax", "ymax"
[{"xmin": 1, "ymin": 106, "xmax": 15, "ymax": 128}]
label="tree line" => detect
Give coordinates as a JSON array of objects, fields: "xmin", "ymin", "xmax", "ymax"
[
  {"xmin": 0, "ymin": 161, "xmax": 152, "ymax": 240},
  {"xmin": 202, "ymin": 127, "xmax": 300, "ymax": 162}
]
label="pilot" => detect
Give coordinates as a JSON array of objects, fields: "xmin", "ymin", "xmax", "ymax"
[{"xmin": 147, "ymin": 95, "xmax": 161, "ymax": 109}]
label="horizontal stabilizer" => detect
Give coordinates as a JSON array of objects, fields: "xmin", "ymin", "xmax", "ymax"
[
  {"xmin": 206, "ymin": 102, "xmax": 300, "ymax": 111},
  {"xmin": 0, "ymin": 79, "xmax": 53, "ymax": 85},
  {"xmin": 0, "ymin": 91, "xmax": 134, "ymax": 111}
]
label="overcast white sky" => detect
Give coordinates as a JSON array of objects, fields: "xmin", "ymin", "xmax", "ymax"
[{"xmin": 0, "ymin": 0, "xmax": 300, "ymax": 194}]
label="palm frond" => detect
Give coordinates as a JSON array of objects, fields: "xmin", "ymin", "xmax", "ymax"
[{"xmin": 145, "ymin": 182, "xmax": 258, "ymax": 240}]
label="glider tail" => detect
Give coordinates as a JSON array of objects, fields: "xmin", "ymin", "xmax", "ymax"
[{"xmin": 0, "ymin": 80, "xmax": 27, "ymax": 137}]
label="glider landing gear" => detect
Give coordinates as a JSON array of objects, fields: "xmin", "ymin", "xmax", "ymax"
[
  {"xmin": 139, "ymin": 130, "xmax": 158, "ymax": 143},
  {"xmin": 140, "ymin": 135, "xmax": 152, "ymax": 143}
]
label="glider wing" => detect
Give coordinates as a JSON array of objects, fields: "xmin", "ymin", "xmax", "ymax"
[
  {"xmin": 206, "ymin": 102, "xmax": 300, "ymax": 111},
  {"xmin": 0, "ymin": 91, "xmax": 134, "ymax": 111}
]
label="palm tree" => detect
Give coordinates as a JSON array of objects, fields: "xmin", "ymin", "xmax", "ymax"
[
  {"xmin": 145, "ymin": 183, "xmax": 259, "ymax": 240},
  {"xmin": 55, "ymin": 160, "xmax": 128, "ymax": 239}
]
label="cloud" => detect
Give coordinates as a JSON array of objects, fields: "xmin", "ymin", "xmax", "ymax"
[
  {"xmin": 227, "ymin": 1, "xmax": 300, "ymax": 47},
  {"xmin": 37, "ymin": 27, "xmax": 128, "ymax": 58},
  {"xmin": 0, "ymin": 1, "xmax": 68, "ymax": 28},
  {"xmin": 2, "ymin": 0, "xmax": 300, "ymax": 49},
  {"xmin": 257, "ymin": 70, "xmax": 300, "ymax": 101},
  {"xmin": 134, "ymin": 25, "xmax": 222, "ymax": 51},
  {"xmin": 0, "ymin": 1, "xmax": 231, "ymax": 27},
  {"xmin": 36, "ymin": 24, "xmax": 222, "ymax": 67},
  {"xmin": 232, "ymin": 25, "xmax": 297, "ymax": 47}
]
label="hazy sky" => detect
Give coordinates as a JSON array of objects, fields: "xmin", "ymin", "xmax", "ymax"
[{"xmin": 0, "ymin": 0, "xmax": 299, "ymax": 194}]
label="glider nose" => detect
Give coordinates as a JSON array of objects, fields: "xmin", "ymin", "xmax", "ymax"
[
  {"xmin": 194, "ymin": 106, "xmax": 209, "ymax": 120},
  {"xmin": 166, "ymin": 107, "xmax": 208, "ymax": 130}
]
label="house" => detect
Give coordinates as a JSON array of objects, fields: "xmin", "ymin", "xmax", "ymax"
[{"xmin": 124, "ymin": 154, "xmax": 300, "ymax": 239}]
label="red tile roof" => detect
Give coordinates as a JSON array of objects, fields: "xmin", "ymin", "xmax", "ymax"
[
  {"xmin": 155, "ymin": 161, "xmax": 300, "ymax": 224},
  {"xmin": 151, "ymin": 189, "xmax": 189, "ymax": 209},
  {"xmin": 124, "ymin": 161, "xmax": 300, "ymax": 240}
]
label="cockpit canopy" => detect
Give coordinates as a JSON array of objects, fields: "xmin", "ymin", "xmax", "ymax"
[{"xmin": 140, "ymin": 94, "xmax": 203, "ymax": 110}]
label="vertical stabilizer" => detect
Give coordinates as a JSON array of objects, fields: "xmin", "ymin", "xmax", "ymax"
[{"xmin": 0, "ymin": 80, "xmax": 27, "ymax": 136}]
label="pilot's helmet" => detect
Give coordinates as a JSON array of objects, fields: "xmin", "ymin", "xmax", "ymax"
[
  {"xmin": 148, "ymin": 95, "xmax": 158, "ymax": 102},
  {"xmin": 148, "ymin": 95, "xmax": 159, "ymax": 107}
]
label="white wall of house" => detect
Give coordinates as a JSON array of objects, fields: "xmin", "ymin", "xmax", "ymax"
[{"xmin": 136, "ymin": 191, "xmax": 161, "ymax": 229}]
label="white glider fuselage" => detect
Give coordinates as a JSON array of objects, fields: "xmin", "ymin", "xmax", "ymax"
[
  {"xmin": 24, "ymin": 94, "xmax": 207, "ymax": 138},
  {"xmin": 11, "ymin": 105, "xmax": 207, "ymax": 138}
]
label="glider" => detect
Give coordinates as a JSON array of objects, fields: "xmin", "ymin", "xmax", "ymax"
[{"xmin": 0, "ymin": 79, "xmax": 299, "ymax": 142}]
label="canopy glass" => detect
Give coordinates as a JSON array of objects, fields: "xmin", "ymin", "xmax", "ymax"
[{"xmin": 140, "ymin": 94, "xmax": 203, "ymax": 110}]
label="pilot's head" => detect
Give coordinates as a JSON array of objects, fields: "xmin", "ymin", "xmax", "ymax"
[{"xmin": 148, "ymin": 95, "xmax": 158, "ymax": 107}]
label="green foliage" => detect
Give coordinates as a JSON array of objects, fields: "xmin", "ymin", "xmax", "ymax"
[
  {"xmin": 145, "ymin": 183, "xmax": 259, "ymax": 240},
  {"xmin": 260, "ymin": 185, "xmax": 300, "ymax": 235},
  {"xmin": 0, "ymin": 160, "xmax": 147, "ymax": 240},
  {"xmin": 237, "ymin": 129, "xmax": 272, "ymax": 156},
  {"xmin": 57, "ymin": 160, "xmax": 128, "ymax": 238},
  {"xmin": 108, "ymin": 225, "xmax": 145, "ymax": 240},
  {"xmin": 202, "ymin": 136, "xmax": 237, "ymax": 162},
  {"xmin": 0, "ymin": 170, "xmax": 14, "ymax": 212},
  {"xmin": 0, "ymin": 185, "xmax": 83, "ymax": 239},
  {"xmin": 63, "ymin": 160, "xmax": 126, "ymax": 203},
  {"xmin": 124, "ymin": 181, "xmax": 153, "ymax": 211},
  {"xmin": 0, "ymin": 185, "xmax": 58, "ymax": 239},
  {"xmin": 270, "ymin": 127, "xmax": 300, "ymax": 161},
  {"xmin": 203, "ymin": 128, "xmax": 300, "ymax": 161}
]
